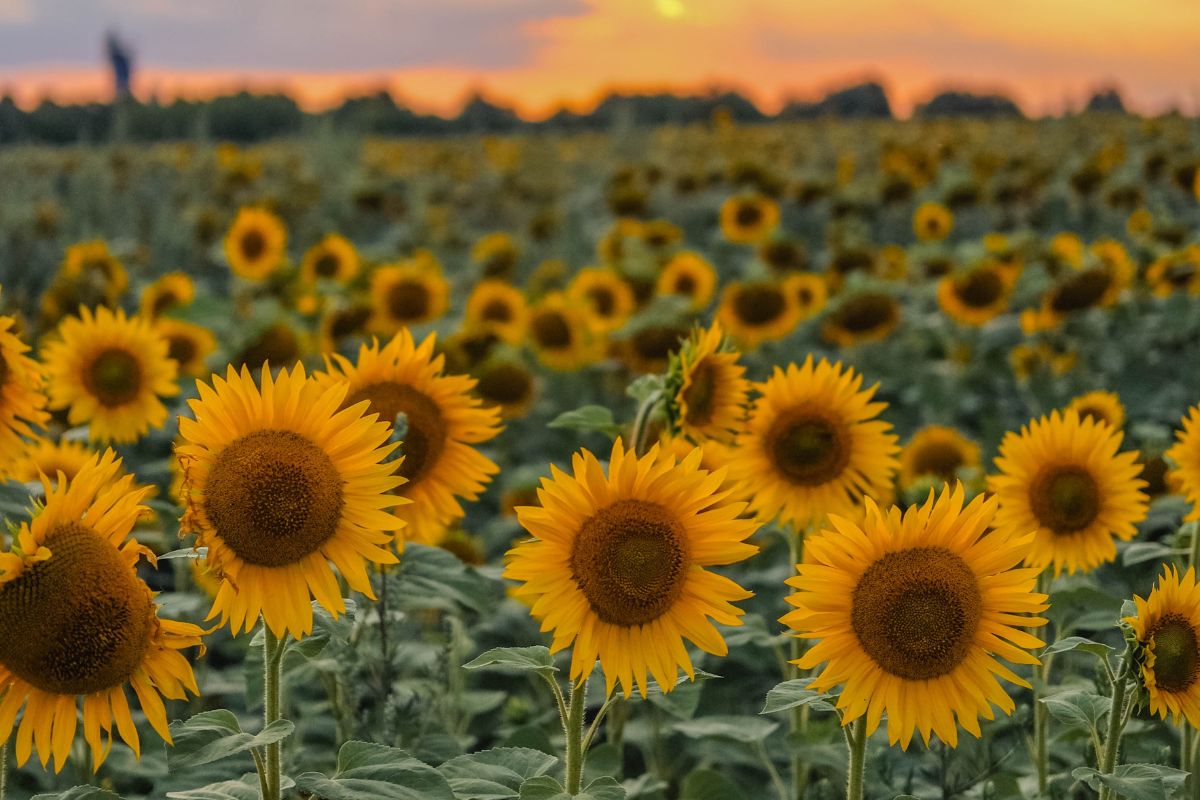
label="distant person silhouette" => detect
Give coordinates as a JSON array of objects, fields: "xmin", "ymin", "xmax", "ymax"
[{"xmin": 106, "ymin": 32, "xmax": 134, "ymax": 99}]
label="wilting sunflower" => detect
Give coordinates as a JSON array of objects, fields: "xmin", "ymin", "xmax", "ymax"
[
  {"xmin": 1066, "ymin": 390, "xmax": 1125, "ymax": 430},
  {"xmin": 369, "ymin": 256, "xmax": 450, "ymax": 333},
  {"xmin": 913, "ymin": 201, "xmax": 954, "ymax": 242},
  {"xmin": 465, "ymin": 280, "xmax": 528, "ymax": 343},
  {"xmin": 990, "ymin": 409, "xmax": 1148, "ymax": 575},
  {"xmin": 224, "ymin": 206, "xmax": 287, "ymax": 280},
  {"xmin": 783, "ymin": 272, "xmax": 828, "ymax": 320},
  {"xmin": 300, "ymin": 233, "xmax": 360, "ymax": 284},
  {"xmin": 716, "ymin": 281, "xmax": 801, "ymax": 348},
  {"xmin": 782, "ymin": 484, "xmax": 1047, "ymax": 748},
  {"xmin": 473, "ymin": 358, "xmax": 537, "ymax": 419},
  {"xmin": 527, "ymin": 292, "xmax": 605, "ymax": 371},
  {"xmin": 669, "ymin": 323, "xmax": 750, "ymax": 444},
  {"xmin": 0, "ymin": 315, "xmax": 48, "ymax": 474},
  {"xmin": 139, "ymin": 272, "xmax": 195, "ymax": 319},
  {"xmin": 0, "ymin": 451, "xmax": 203, "ymax": 771},
  {"xmin": 315, "ymin": 330, "xmax": 502, "ymax": 545},
  {"xmin": 822, "ymin": 291, "xmax": 902, "ymax": 347},
  {"xmin": 1127, "ymin": 566, "xmax": 1200, "ymax": 728},
  {"xmin": 899, "ymin": 425, "xmax": 981, "ymax": 487},
  {"xmin": 569, "ymin": 267, "xmax": 636, "ymax": 333},
  {"xmin": 504, "ymin": 438, "xmax": 759, "ymax": 697},
  {"xmin": 155, "ymin": 318, "xmax": 217, "ymax": 378},
  {"xmin": 1167, "ymin": 404, "xmax": 1200, "ymax": 521},
  {"xmin": 937, "ymin": 264, "xmax": 1012, "ymax": 326},
  {"xmin": 43, "ymin": 306, "xmax": 179, "ymax": 444},
  {"xmin": 657, "ymin": 252, "xmax": 718, "ymax": 310},
  {"xmin": 720, "ymin": 194, "xmax": 780, "ymax": 244},
  {"xmin": 731, "ymin": 357, "xmax": 899, "ymax": 529},
  {"xmin": 178, "ymin": 363, "xmax": 403, "ymax": 637}
]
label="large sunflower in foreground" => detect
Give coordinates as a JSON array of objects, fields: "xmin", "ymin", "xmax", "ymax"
[
  {"xmin": 315, "ymin": 331, "xmax": 502, "ymax": 545},
  {"xmin": 731, "ymin": 357, "xmax": 899, "ymax": 530},
  {"xmin": 224, "ymin": 207, "xmax": 287, "ymax": 280},
  {"xmin": 43, "ymin": 306, "xmax": 179, "ymax": 444},
  {"xmin": 178, "ymin": 363, "xmax": 403, "ymax": 637},
  {"xmin": 1127, "ymin": 566, "xmax": 1200, "ymax": 728},
  {"xmin": 783, "ymin": 484, "xmax": 1047, "ymax": 748},
  {"xmin": 669, "ymin": 323, "xmax": 750, "ymax": 444},
  {"xmin": 0, "ymin": 451, "xmax": 203, "ymax": 771},
  {"xmin": 1167, "ymin": 403, "xmax": 1200, "ymax": 521},
  {"xmin": 990, "ymin": 409, "xmax": 1148, "ymax": 575},
  {"xmin": 0, "ymin": 315, "xmax": 48, "ymax": 474},
  {"xmin": 504, "ymin": 438, "xmax": 759, "ymax": 697}
]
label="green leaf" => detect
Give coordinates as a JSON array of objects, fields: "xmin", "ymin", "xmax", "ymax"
[
  {"xmin": 439, "ymin": 747, "xmax": 559, "ymax": 800},
  {"xmin": 158, "ymin": 547, "xmax": 208, "ymax": 560},
  {"xmin": 671, "ymin": 715, "xmax": 779, "ymax": 744},
  {"xmin": 32, "ymin": 789, "xmax": 125, "ymax": 800},
  {"xmin": 1072, "ymin": 764, "xmax": 1189, "ymax": 800},
  {"xmin": 294, "ymin": 741, "xmax": 457, "ymax": 800},
  {"xmin": 1040, "ymin": 691, "xmax": 1112, "ymax": 732},
  {"xmin": 463, "ymin": 646, "xmax": 557, "ymax": 675},
  {"xmin": 548, "ymin": 406, "xmax": 622, "ymax": 438},
  {"xmin": 166, "ymin": 709, "xmax": 294, "ymax": 771},
  {"xmin": 626, "ymin": 374, "xmax": 665, "ymax": 404},
  {"xmin": 517, "ymin": 776, "xmax": 568, "ymax": 800},
  {"xmin": 165, "ymin": 774, "xmax": 282, "ymax": 800},
  {"xmin": 390, "ymin": 543, "xmax": 505, "ymax": 614},
  {"xmin": 760, "ymin": 679, "xmax": 837, "ymax": 715},
  {"xmin": 1041, "ymin": 636, "xmax": 1114, "ymax": 659},
  {"xmin": 680, "ymin": 769, "xmax": 748, "ymax": 800},
  {"xmin": 1122, "ymin": 541, "xmax": 1175, "ymax": 566},
  {"xmin": 578, "ymin": 777, "xmax": 627, "ymax": 800}
]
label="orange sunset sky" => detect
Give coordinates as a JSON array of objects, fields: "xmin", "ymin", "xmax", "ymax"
[{"xmin": 1, "ymin": 0, "xmax": 1199, "ymax": 118}]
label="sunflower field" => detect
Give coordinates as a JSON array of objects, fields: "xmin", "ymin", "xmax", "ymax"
[{"xmin": 2, "ymin": 113, "xmax": 1200, "ymax": 800}]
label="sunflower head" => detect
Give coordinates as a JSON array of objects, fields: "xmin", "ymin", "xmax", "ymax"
[
  {"xmin": 526, "ymin": 292, "xmax": 605, "ymax": 371},
  {"xmin": 657, "ymin": 251, "xmax": 718, "ymax": 310},
  {"xmin": 156, "ymin": 318, "xmax": 217, "ymax": 378},
  {"xmin": 1066, "ymin": 390, "xmax": 1126, "ymax": 431},
  {"xmin": 466, "ymin": 280, "xmax": 528, "ymax": 344},
  {"xmin": 914, "ymin": 201, "xmax": 953, "ymax": 242},
  {"xmin": 783, "ymin": 484, "xmax": 1047, "ymax": 748},
  {"xmin": 0, "ymin": 315, "xmax": 48, "ymax": 474},
  {"xmin": 937, "ymin": 264, "xmax": 1012, "ymax": 326},
  {"xmin": 821, "ymin": 291, "xmax": 901, "ymax": 347},
  {"xmin": 370, "ymin": 256, "xmax": 450, "ymax": 332},
  {"xmin": 720, "ymin": 194, "xmax": 780, "ymax": 244},
  {"xmin": 782, "ymin": 273, "xmax": 828, "ymax": 321},
  {"xmin": 1127, "ymin": 567, "xmax": 1200, "ymax": 728},
  {"xmin": 504, "ymin": 438, "xmax": 759, "ymax": 697},
  {"xmin": 139, "ymin": 272, "xmax": 196, "ymax": 319},
  {"xmin": 620, "ymin": 322, "xmax": 691, "ymax": 375},
  {"xmin": 1167, "ymin": 404, "xmax": 1200, "ymax": 521},
  {"xmin": 667, "ymin": 323, "xmax": 750, "ymax": 444},
  {"xmin": 224, "ymin": 207, "xmax": 288, "ymax": 280},
  {"xmin": 473, "ymin": 358, "xmax": 537, "ymax": 419},
  {"xmin": 716, "ymin": 280, "xmax": 801, "ymax": 348},
  {"xmin": 300, "ymin": 233, "xmax": 360, "ymax": 284},
  {"xmin": 899, "ymin": 425, "xmax": 981, "ymax": 488},
  {"xmin": 472, "ymin": 232, "xmax": 520, "ymax": 280},
  {"xmin": 568, "ymin": 267, "xmax": 637, "ymax": 333}
]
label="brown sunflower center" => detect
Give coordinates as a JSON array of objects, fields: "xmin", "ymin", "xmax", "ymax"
[
  {"xmin": 86, "ymin": 348, "xmax": 143, "ymax": 407},
  {"xmin": 1049, "ymin": 268, "xmax": 1112, "ymax": 313},
  {"xmin": 911, "ymin": 441, "xmax": 966, "ymax": 482},
  {"xmin": 314, "ymin": 253, "xmax": 341, "ymax": 278},
  {"xmin": 735, "ymin": 202, "xmax": 763, "ymax": 228},
  {"xmin": 476, "ymin": 363, "xmax": 533, "ymax": 406},
  {"xmin": 851, "ymin": 547, "xmax": 982, "ymax": 680},
  {"xmin": 956, "ymin": 269, "xmax": 1005, "ymax": 308},
  {"xmin": 1030, "ymin": 465, "xmax": 1101, "ymax": 533},
  {"xmin": 328, "ymin": 306, "xmax": 372, "ymax": 341},
  {"xmin": 240, "ymin": 229, "xmax": 267, "ymax": 262},
  {"xmin": 767, "ymin": 409, "xmax": 849, "ymax": 486},
  {"xmin": 236, "ymin": 324, "xmax": 300, "ymax": 371},
  {"xmin": 531, "ymin": 310, "xmax": 573, "ymax": 350},
  {"xmin": 733, "ymin": 285, "xmax": 786, "ymax": 326},
  {"xmin": 386, "ymin": 279, "xmax": 432, "ymax": 321},
  {"xmin": 203, "ymin": 430, "xmax": 344, "ymax": 567},
  {"xmin": 481, "ymin": 298, "xmax": 513, "ymax": 323},
  {"xmin": 1075, "ymin": 405, "xmax": 1111, "ymax": 427},
  {"xmin": 345, "ymin": 382, "xmax": 445, "ymax": 485},
  {"xmin": 0, "ymin": 521, "xmax": 154, "ymax": 695},
  {"xmin": 833, "ymin": 294, "xmax": 897, "ymax": 334},
  {"xmin": 167, "ymin": 334, "xmax": 197, "ymax": 367},
  {"xmin": 151, "ymin": 289, "xmax": 181, "ymax": 317},
  {"xmin": 586, "ymin": 286, "xmax": 618, "ymax": 317},
  {"xmin": 1149, "ymin": 613, "xmax": 1200, "ymax": 693},
  {"xmin": 570, "ymin": 499, "xmax": 689, "ymax": 627},
  {"xmin": 674, "ymin": 272, "xmax": 698, "ymax": 295},
  {"xmin": 682, "ymin": 360, "xmax": 718, "ymax": 426}
]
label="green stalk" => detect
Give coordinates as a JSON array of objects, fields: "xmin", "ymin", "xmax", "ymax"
[
  {"xmin": 1188, "ymin": 521, "xmax": 1200, "ymax": 571},
  {"xmin": 1, "ymin": 740, "xmax": 7, "ymax": 800},
  {"xmin": 787, "ymin": 526, "xmax": 809, "ymax": 800},
  {"xmin": 262, "ymin": 626, "xmax": 287, "ymax": 800},
  {"xmin": 1191, "ymin": 728, "xmax": 1200, "ymax": 800},
  {"xmin": 563, "ymin": 678, "xmax": 588, "ymax": 795},
  {"xmin": 1032, "ymin": 570, "xmax": 1051, "ymax": 794},
  {"xmin": 630, "ymin": 390, "xmax": 664, "ymax": 457},
  {"xmin": 1098, "ymin": 642, "xmax": 1136, "ymax": 800},
  {"xmin": 844, "ymin": 718, "xmax": 868, "ymax": 800}
]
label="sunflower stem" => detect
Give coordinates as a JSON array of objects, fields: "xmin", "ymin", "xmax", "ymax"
[
  {"xmin": 1098, "ymin": 640, "xmax": 1136, "ymax": 800},
  {"xmin": 1, "ymin": 739, "xmax": 7, "ymax": 800},
  {"xmin": 1191, "ymin": 727, "xmax": 1200, "ymax": 800},
  {"xmin": 1032, "ymin": 570, "xmax": 1051, "ymax": 795},
  {"xmin": 787, "ymin": 525, "xmax": 811, "ymax": 800},
  {"xmin": 844, "ymin": 717, "xmax": 868, "ymax": 800},
  {"xmin": 563, "ymin": 678, "xmax": 588, "ymax": 795},
  {"xmin": 630, "ymin": 390, "xmax": 664, "ymax": 456},
  {"xmin": 262, "ymin": 625, "xmax": 287, "ymax": 800}
]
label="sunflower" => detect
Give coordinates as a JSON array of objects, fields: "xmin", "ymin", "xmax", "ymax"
[
  {"xmin": 568, "ymin": 267, "xmax": 636, "ymax": 333},
  {"xmin": 1065, "ymin": 390, "xmax": 1125, "ymax": 430},
  {"xmin": 669, "ymin": 323, "xmax": 750, "ymax": 444},
  {"xmin": 0, "ymin": 450, "xmax": 204, "ymax": 771},
  {"xmin": 720, "ymin": 194, "xmax": 780, "ymax": 244},
  {"xmin": 656, "ymin": 252, "xmax": 717, "ymax": 310},
  {"xmin": 822, "ymin": 291, "xmax": 901, "ymax": 347},
  {"xmin": 0, "ymin": 315, "xmax": 48, "ymax": 474},
  {"xmin": 782, "ymin": 272, "xmax": 828, "ymax": 320},
  {"xmin": 782, "ymin": 484, "xmax": 1047, "ymax": 748},
  {"xmin": 619, "ymin": 322, "xmax": 691, "ymax": 375},
  {"xmin": 657, "ymin": 434, "xmax": 747, "ymax": 504},
  {"xmin": 369, "ymin": 256, "xmax": 450, "ymax": 333},
  {"xmin": 473, "ymin": 358, "xmax": 537, "ymax": 419},
  {"xmin": 990, "ymin": 409, "xmax": 1148, "ymax": 575},
  {"xmin": 527, "ymin": 292, "xmax": 605, "ymax": 371},
  {"xmin": 178, "ymin": 363, "xmax": 403, "ymax": 637},
  {"xmin": 465, "ymin": 280, "xmax": 528, "ymax": 343},
  {"xmin": 1036, "ymin": 263, "xmax": 1130, "ymax": 327},
  {"xmin": 11, "ymin": 436, "xmax": 99, "ymax": 487},
  {"xmin": 315, "ymin": 330, "xmax": 502, "ymax": 545},
  {"xmin": 139, "ymin": 272, "xmax": 195, "ymax": 319},
  {"xmin": 1167, "ymin": 404, "xmax": 1200, "ymax": 521},
  {"xmin": 233, "ymin": 321, "xmax": 308, "ymax": 372},
  {"xmin": 758, "ymin": 239, "xmax": 809, "ymax": 273},
  {"xmin": 156, "ymin": 318, "xmax": 217, "ymax": 378},
  {"xmin": 730, "ymin": 357, "xmax": 899, "ymax": 529},
  {"xmin": 504, "ymin": 438, "xmax": 759, "ymax": 697},
  {"xmin": 43, "ymin": 307, "xmax": 179, "ymax": 444},
  {"xmin": 1127, "ymin": 566, "xmax": 1200, "ymax": 728},
  {"xmin": 224, "ymin": 207, "xmax": 287, "ymax": 280},
  {"xmin": 899, "ymin": 425, "xmax": 981, "ymax": 487},
  {"xmin": 716, "ymin": 281, "xmax": 801, "ymax": 348},
  {"xmin": 40, "ymin": 241, "xmax": 127, "ymax": 325},
  {"xmin": 472, "ymin": 232, "xmax": 520, "ymax": 280},
  {"xmin": 319, "ymin": 303, "xmax": 373, "ymax": 353},
  {"xmin": 937, "ymin": 265, "xmax": 1012, "ymax": 326},
  {"xmin": 1146, "ymin": 252, "xmax": 1200, "ymax": 297},
  {"xmin": 300, "ymin": 233, "xmax": 360, "ymax": 284},
  {"xmin": 914, "ymin": 201, "xmax": 953, "ymax": 242}
]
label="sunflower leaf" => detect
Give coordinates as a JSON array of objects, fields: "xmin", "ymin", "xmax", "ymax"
[
  {"xmin": 1041, "ymin": 636, "xmax": 1114, "ymax": 660},
  {"xmin": 294, "ymin": 741, "xmax": 456, "ymax": 800},
  {"xmin": 1039, "ymin": 690, "xmax": 1112, "ymax": 732},
  {"xmin": 547, "ymin": 405, "xmax": 622, "ymax": 438},
  {"xmin": 463, "ymin": 645, "xmax": 557, "ymax": 675},
  {"xmin": 1072, "ymin": 763, "xmax": 1189, "ymax": 800},
  {"xmin": 165, "ymin": 774, "xmax": 294, "ymax": 800},
  {"xmin": 32, "ymin": 789, "xmax": 126, "ymax": 800},
  {"xmin": 438, "ymin": 747, "xmax": 559, "ymax": 799},
  {"xmin": 760, "ymin": 679, "xmax": 837, "ymax": 715},
  {"xmin": 680, "ymin": 769, "xmax": 748, "ymax": 800},
  {"xmin": 671, "ymin": 715, "xmax": 779, "ymax": 744},
  {"xmin": 166, "ymin": 709, "xmax": 295, "ymax": 771}
]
